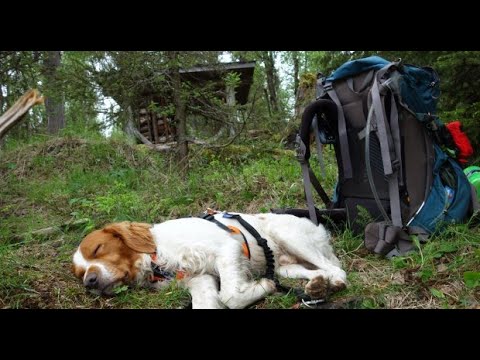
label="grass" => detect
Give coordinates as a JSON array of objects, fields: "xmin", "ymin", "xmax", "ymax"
[{"xmin": 0, "ymin": 132, "xmax": 479, "ymax": 309}]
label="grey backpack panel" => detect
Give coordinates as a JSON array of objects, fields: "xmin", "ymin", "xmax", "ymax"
[{"xmin": 400, "ymin": 110, "xmax": 434, "ymax": 220}]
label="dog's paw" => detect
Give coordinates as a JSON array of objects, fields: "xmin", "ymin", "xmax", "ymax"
[
  {"xmin": 305, "ymin": 276, "xmax": 329, "ymax": 299},
  {"xmin": 259, "ymin": 278, "xmax": 276, "ymax": 294},
  {"xmin": 329, "ymin": 280, "xmax": 347, "ymax": 294}
]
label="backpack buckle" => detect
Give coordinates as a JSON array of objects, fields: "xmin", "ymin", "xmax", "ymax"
[
  {"xmin": 323, "ymin": 82, "xmax": 333, "ymax": 92},
  {"xmin": 295, "ymin": 134, "xmax": 307, "ymax": 163},
  {"xmin": 391, "ymin": 159, "xmax": 400, "ymax": 171}
]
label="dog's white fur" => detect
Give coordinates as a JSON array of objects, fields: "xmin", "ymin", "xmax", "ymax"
[{"xmin": 74, "ymin": 212, "xmax": 347, "ymax": 309}]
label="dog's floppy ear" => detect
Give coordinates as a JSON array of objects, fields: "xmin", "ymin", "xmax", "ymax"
[{"xmin": 103, "ymin": 222, "xmax": 156, "ymax": 254}]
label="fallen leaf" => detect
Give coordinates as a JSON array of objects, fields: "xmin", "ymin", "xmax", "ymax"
[
  {"xmin": 391, "ymin": 272, "xmax": 405, "ymax": 285},
  {"xmin": 437, "ymin": 264, "xmax": 448, "ymax": 273}
]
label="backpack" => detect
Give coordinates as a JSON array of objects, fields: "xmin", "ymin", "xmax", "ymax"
[{"xmin": 294, "ymin": 56, "xmax": 477, "ymax": 258}]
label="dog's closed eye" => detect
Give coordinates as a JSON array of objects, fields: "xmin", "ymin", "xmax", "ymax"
[{"xmin": 93, "ymin": 244, "xmax": 102, "ymax": 257}]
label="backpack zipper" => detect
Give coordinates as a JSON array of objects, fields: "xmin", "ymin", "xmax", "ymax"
[{"xmin": 429, "ymin": 186, "xmax": 455, "ymax": 228}]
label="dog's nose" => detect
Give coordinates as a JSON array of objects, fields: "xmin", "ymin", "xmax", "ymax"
[{"xmin": 84, "ymin": 272, "xmax": 99, "ymax": 289}]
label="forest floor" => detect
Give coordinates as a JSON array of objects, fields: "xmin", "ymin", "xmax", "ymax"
[{"xmin": 1, "ymin": 133, "xmax": 479, "ymax": 309}]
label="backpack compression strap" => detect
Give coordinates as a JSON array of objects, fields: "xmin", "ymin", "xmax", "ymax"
[{"xmin": 322, "ymin": 83, "xmax": 353, "ymax": 179}]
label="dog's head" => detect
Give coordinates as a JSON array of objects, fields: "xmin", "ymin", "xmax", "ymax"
[{"xmin": 72, "ymin": 222, "xmax": 156, "ymax": 296}]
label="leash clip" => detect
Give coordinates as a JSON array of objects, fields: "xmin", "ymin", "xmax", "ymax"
[{"xmin": 301, "ymin": 298, "xmax": 326, "ymax": 308}]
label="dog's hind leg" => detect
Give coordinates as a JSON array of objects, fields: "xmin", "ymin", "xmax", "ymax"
[
  {"xmin": 185, "ymin": 274, "xmax": 225, "ymax": 309},
  {"xmin": 262, "ymin": 215, "xmax": 347, "ymax": 288},
  {"xmin": 277, "ymin": 263, "xmax": 331, "ymax": 280},
  {"xmin": 216, "ymin": 242, "xmax": 276, "ymax": 309},
  {"xmin": 277, "ymin": 253, "xmax": 347, "ymax": 298}
]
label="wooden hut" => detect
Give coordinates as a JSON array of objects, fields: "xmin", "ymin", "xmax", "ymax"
[{"xmin": 136, "ymin": 61, "xmax": 255, "ymax": 144}]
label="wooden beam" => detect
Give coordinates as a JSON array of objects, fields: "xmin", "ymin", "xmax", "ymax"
[
  {"xmin": 0, "ymin": 89, "xmax": 44, "ymax": 139},
  {"xmin": 151, "ymin": 112, "xmax": 160, "ymax": 144},
  {"xmin": 146, "ymin": 110, "xmax": 154, "ymax": 141}
]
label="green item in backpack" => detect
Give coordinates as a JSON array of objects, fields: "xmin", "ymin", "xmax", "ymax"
[{"xmin": 464, "ymin": 166, "xmax": 480, "ymax": 201}]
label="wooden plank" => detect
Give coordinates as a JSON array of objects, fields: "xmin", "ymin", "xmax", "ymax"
[
  {"xmin": 146, "ymin": 110, "xmax": 153, "ymax": 141},
  {"xmin": 151, "ymin": 112, "xmax": 160, "ymax": 144},
  {"xmin": 164, "ymin": 116, "xmax": 173, "ymax": 138}
]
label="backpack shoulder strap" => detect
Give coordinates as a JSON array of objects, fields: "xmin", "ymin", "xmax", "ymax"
[
  {"xmin": 296, "ymin": 134, "xmax": 319, "ymax": 225},
  {"xmin": 312, "ymin": 115, "xmax": 326, "ymax": 178},
  {"xmin": 366, "ymin": 63, "xmax": 404, "ymax": 227},
  {"xmin": 296, "ymin": 99, "xmax": 338, "ymax": 225}
]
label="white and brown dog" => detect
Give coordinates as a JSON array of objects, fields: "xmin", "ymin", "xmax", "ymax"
[{"xmin": 72, "ymin": 212, "xmax": 347, "ymax": 309}]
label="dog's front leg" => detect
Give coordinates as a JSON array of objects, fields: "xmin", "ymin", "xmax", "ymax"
[{"xmin": 184, "ymin": 274, "xmax": 225, "ymax": 309}]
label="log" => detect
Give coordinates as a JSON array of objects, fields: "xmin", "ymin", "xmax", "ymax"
[
  {"xmin": 0, "ymin": 89, "xmax": 44, "ymax": 139},
  {"xmin": 11, "ymin": 218, "xmax": 90, "ymax": 242},
  {"xmin": 123, "ymin": 106, "xmax": 180, "ymax": 152}
]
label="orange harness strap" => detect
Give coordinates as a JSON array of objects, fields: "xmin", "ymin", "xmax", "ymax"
[
  {"xmin": 205, "ymin": 209, "xmax": 252, "ymax": 259},
  {"xmin": 150, "ymin": 253, "xmax": 185, "ymax": 282},
  {"xmin": 227, "ymin": 225, "xmax": 251, "ymax": 259}
]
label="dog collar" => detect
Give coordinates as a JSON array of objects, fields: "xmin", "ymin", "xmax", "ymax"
[{"xmin": 149, "ymin": 253, "xmax": 185, "ymax": 282}]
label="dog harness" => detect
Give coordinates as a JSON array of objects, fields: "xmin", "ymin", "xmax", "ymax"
[
  {"xmin": 201, "ymin": 208, "xmax": 252, "ymax": 260},
  {"xmin": 201, "ymin": 209, "xmax": 275, "ymax": 281},
  {"xmin": 149, "ymin": 210, "xmax": 252, "ymax": 283}
]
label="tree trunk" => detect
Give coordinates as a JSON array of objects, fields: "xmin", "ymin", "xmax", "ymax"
[
  {"xmin": 293, "ymin": 51, "xmax": 300, "ymax": 96},
  {"xmin": 262, "ymin": 51, "xmax": 279, "ymax": 114},
  {"xmin": 168, "ymin": 51, "xmax": 189, "ymax": 176},
  {"xmin": 43, "ymin": 51, "xmax": 65, "ymax": 135},
  {"xmin": 0, "ymin": 83, "xmax": 3, "ymax": 114},
  {"xmin": 264, "ymin": 87, "xmax": 272, "ymax": 117}
]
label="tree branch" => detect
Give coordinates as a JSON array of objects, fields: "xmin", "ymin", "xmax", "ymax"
[{"xmin": 0, "ymin": 89, "xmax": 44, "ymax": 139}]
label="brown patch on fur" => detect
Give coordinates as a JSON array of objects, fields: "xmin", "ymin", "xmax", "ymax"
[
  {"xmin": 278, "ymin": 254, "xmax": 297, "ymax": 266},
  {"xmin": 305, "ymin": 276, "xmax": 329, "ymax": 299},
  {"xmin": 103, "ymin": 222, "xmax": 155, "ymax": 253},
  {"xmin": 329, "ymin": 280, "xmax": 347, "ymax": 293}
]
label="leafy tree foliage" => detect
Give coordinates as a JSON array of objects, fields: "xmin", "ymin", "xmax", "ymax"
[
  {"xmin": 1, "ymin": 50, "xmax": 479, "ymax": 157},
  {"xmin": 303, "ymin": 51, "xmax": 480, "ymax": 149}
]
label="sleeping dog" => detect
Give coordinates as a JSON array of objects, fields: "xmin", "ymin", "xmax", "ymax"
[{"xmin": 72, "ymin": 212, "xmax": 347, "ymax": 309}]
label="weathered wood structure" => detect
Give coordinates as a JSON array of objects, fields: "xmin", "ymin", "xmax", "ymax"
[
  {"xmin": 136, "ymin": 61, "xmax": 255, "ymax": 144},
  {"xmin": 0, "ymin": 89, "xmax": 44, "ymax": 139}
]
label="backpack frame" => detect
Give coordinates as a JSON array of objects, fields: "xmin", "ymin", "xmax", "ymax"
[{"xmin": 277, "ymin": 56, "xmax": 476, "ymax": 257}]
